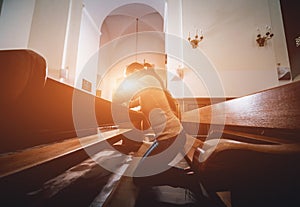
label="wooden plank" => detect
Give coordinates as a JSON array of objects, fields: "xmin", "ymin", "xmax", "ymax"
[
  {"xmin": 181, "ymin": 81, "xmax": 300, "ymax": 144},
  {"xmin": 177, "ymin": 97, "xmax": 235, "ymax": 112},
  {"xmin": 221, "ymin": 129, "xmax": 294, "ymax": 144},
  {"xmin": 181, "ymin": 81, "xmax": 300, "ymax": 130},
  {"xmin": 0, "ymin": 128, "xmax": 131, "ymax": 178}
]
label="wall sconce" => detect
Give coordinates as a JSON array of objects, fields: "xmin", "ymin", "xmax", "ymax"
[
  {"xmin": 176, "ymin": 68, "xmax": 185, "ymax": 79},
  {"xmin": 256, "ymin": 25, "xmax": 274, "ymax": 47},
  {"xmin": 175, "ymin": 65, "xmax": 187, "ymax": 80},
  {"xmin": 188, "ymin": 29, "xmax": 203, "ymax": 49}
]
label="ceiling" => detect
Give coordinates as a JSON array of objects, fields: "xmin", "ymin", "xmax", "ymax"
[
  {"xmin": 100, "ymin": 3, "xmax": 163, "ymax": 45},
  {"xmin": 83, "ymin": 0, "xmax": 165, "ymax": 29}
]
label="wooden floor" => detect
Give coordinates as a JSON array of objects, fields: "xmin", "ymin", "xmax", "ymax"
[
  {"xmin": 0, "ymin": 127, "xmax": 225, "ymax": 207},
  {"xmin": 0, "ymin": 138, "xmax": 223, "ymax": 207}
]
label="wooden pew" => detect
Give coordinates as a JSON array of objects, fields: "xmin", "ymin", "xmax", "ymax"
[
  {"xmin": 0, "ymin": 48, "xmax": 145, "ymax": 154},
  {"xmin": 181, "ymin": 81, "xmax": 300, "ymax": 207},
  {"xmin": 0, "ymin": 128, "xmax": 133, "ymax": 178},
  {"xmin": 0, "ymin": 49, "xmax": 144, "ymax": 153},
  {"xmin": 0, "ymin": 50, "xmax": 146, "ymax": 206}
]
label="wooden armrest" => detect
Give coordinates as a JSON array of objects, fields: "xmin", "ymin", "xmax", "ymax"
[
  {"xmin": 192, "ymin": 139, "xmax": 300, "ymax": 191},
  {"xmin": 196, "ymin": 139, "xmax": 300, "ymax": 162}
]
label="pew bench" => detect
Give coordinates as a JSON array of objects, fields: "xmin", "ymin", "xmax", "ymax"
[
  {"xmin": 181, "ymin": 81, "xmax": 300, "ymax": 207},
  {"xmin": 0, "ymin": 49, "xmax": 146, "ymax": 206},
  {"xmin": 0, "ymin": 128, "xmax": 132, "ymax": 179}
]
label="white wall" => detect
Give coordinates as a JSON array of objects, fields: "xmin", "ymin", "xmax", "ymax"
[
  {"xmin": 0, "ymin": 0, "xmax": 82, "ymax": 87},
  {"xmin": 61, "ymin": 0, "xmax": 83, "ymax": 85},
  {"xmin": 166, "ymin": 0, "xmax": 288, "ymax": 97},
  {"xmin": 165, "ymin": 0, "xmax": 185, "ymax": 98},
  {"xmin": 28, "ymin": 0, "xmax": 70, "ymax": 72},
  {"xmin": 0, "ymin": 0, "xmax": 35, "ymax": 49},
  {"xmin": 75, "ymin": 6, "xmax": 100, "ymax": 94},
  {"xmin": 268, "ymin": 0, "xmax": 291, "ymax": 86},
  {"xmin": 0, "ymin": 0, "xmax": 290, "ymax": 98}
]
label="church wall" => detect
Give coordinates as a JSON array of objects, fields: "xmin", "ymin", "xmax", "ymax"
[
  {"xmin": 167, "ymin": 0, "xmax": 289, "ymax": 97},
  {"xmin": 0, "ymin": 0, "xmax": 35, "ymax": 49}
]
